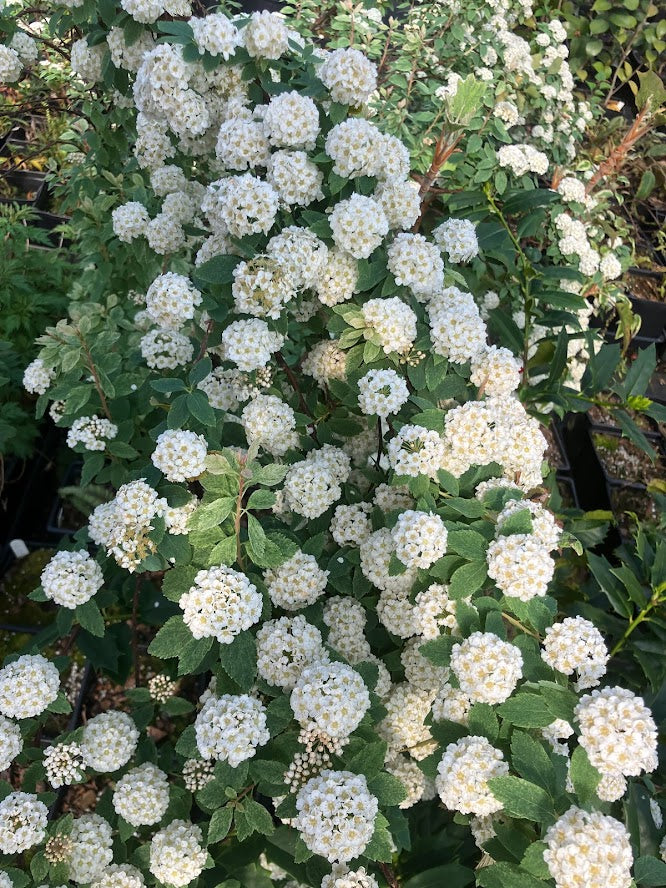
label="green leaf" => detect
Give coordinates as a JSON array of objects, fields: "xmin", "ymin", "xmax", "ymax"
[
  {"xmin": 162, "ymin": 696, "xmax": 194, "ymax": 716},
  {"xmin": 193, "ymin": 254, "xmax": 242, "ymax": 284},
  {"xmin": 467, "ymin": 703, "xmax": 499, "ymax": 742},
  {"xmin": 162, "ymin": 566, "xmax": 199, "ymax": 603},
  {"xmin": 218, "ymin": 631, "xmax": 257, "ymax": 691},
  {"xmin": 511, "ymin": 731, "xmax": 555, "ymax": 794},
  {"xmin": 363, "ymin": 815, "xmax": 394, "ymax": 862},
  {"xmin": 447, "ymin": 529, "xmax": 488, "ymax": 560},
  {"xmin": 75, "ymin": 599, "xmax": 104, "ymax": 637},
  {"xmin": 251, "ymin": 463, "xmax": 289, "ymax": 486},
  {"xmin": 498, "ymin": 509, "xmax": 533, "ymax": 536},
  {"xmin": 449, "ymin": 561, "xmax": 488, "ymax": 599},
  {"xmin": 246, "ymin": 489, "xmax": 277, "ymax": 510},
  {"xmin": 148, "ymin": 616, "xmax": 191, "ymax": 659},
  {"xmin": 247, "ymin": 514, "xmax": 267, "ymax": 558},
  {"xmin": 192, "ymin": 497, "xmax": 235, "ymax": 531},
  {"xmin": 151, "ymin": 377, "xmax": 186, "ymax": 394},
  {"xmin": 30, "ymin": 851, "xmax": 49, "ymax": 883},
  {"xmin": 487, "ymin": 776, "xmax": 553, "ymax": 822},
  {"xmin": 437, "ymin": 469, "xmax": 459, "ymax": 496},
  {"xmin": 477, "ymin": 862, "xmax": 548, "ymax": 888},
  {"xmin": 243, "ymin": 798, "xmax": 275, "ymax": 836},
  {"xmin": 497, "ymin": 693, "xmax": 554, "ymax": 728},
  {"xmin": 569, "ymin": 746, "xmax": 600, "ymax": 805},
  {"xmin": 368, "ymin": 772, "xmax": 407, "ymax": 806},
  {"xmin": 187, "ymin": 391, "xmax": 217, "ymax": 427},
  {"xmin": 420, "ymin": 635, "xmax": 458, "ymax": 666},
  {"xmin": 208, "ymin": 805, "xmax": 234, "ymax": 843},
  {"xmin": 520, "ymin": 842, "xmax": 550, "ymax": 880},
  {"xmin": 634, "ymin": 856, "xmax": 666, "ymax": 886},
  {"xmin": 178, "ymin": 636, "xmax": 214, "ymax": 675}
]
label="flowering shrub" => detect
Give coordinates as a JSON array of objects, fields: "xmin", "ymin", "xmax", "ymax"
[{"xmin": 1, "ymin": 4, "xmax": 666, "ymax": 888}]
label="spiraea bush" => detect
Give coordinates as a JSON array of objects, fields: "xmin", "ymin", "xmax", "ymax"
[{"xmin": 2, "ymin": 4, "xmax": 666, "ymax": 888}]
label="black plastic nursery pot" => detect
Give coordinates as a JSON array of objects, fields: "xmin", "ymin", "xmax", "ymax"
[
  {"xmin": 629, "ymin": 295, "xmax": 666, "ymax": 345},
  {"xmin": 589, "ymin": 427, "xmax": 665, "ymax": 490},
  {"xmin": 0, "ymin": 169, "xmax": 49, "ymax": 208},
  {"xmin": 647, "ymin": 371, "xmax": 666, "ymax": 406},
  {"xmin": 541, "ymin": 420, "xmax": 571, "ymax": 473},
  {"xmin": 555, "ymin": 474, "xmax": 580, "ymax": 510},
  {"xmin": 25, "ymin": 211, "xmax": 72, "ymax": 251}
]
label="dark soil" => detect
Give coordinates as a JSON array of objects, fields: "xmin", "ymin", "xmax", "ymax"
[
  {"xmin": 592, "ymin": 432, "xmax": 666, "ymax": 485},
  {"xmin": 610, "ymin": 486, "xmax": 660, "ymax": 537}
]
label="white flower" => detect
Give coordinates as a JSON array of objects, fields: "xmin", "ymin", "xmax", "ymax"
[
  {"xmin": 149, "ymin": 820, "xmax": 207, "ymax": 887},
  {"xmin": 140, "ymin": 327, "xmax": 193, "ymax": 369},
  {"xmin": 358, "ymin": 368, "xmax": 409, "ymax": 418},
  {"xmin": 80, "ymin": 711, "xmax": 139, "ymax": 772},
  {"xmin": 195, "ymin": 694, "xmax": 269, "ymax": 765},
  {"xmin": 151, "ymin": 429, "xmax": 208, "ymax": 482},
  {"xmin": 387, "ymin": 233, "xmax": 444, "ymax": 299},
  {"xmin": 392, "ymin": 510, "xmax": 448, "ymax": 569},
  {"xmin": 544, "ymin": 807, "xmax": 633, "ymax": 888},
  {"xmin": 487, "ymin": 534, "xmax": 554, "ymax": 601},
  {"xmin": 40, "ymin": 549, "xmax": 103, "ymax": 609},
  {"xmin": 0, "ymin": 715, "xmax": 22, "ymax": 770},
  {"xmin": 180, "ymin": 565, "xmax": 263, "ymax": 643},
  {"xmin": 451, "ymin": 632, "xmax": 523, "ymax": 704},
  {"xmin": 67, "ymin": 416, "xmax": 118, "ymax": 452},
  {"xmin": 264, "ymin": 91, "xmax": 320, "ymax": 150},
  {"xmin": 221, "ymin": 319, "xmax": 284, "ymax": 371},
  {"xmin": 470, "ymin": 346, "xmax": 522, "ymax": 396},
  {"xmin": 265, "ymin": 550, "xmax": 329, "ymax": 611},
  {"xmin": 542, "ymin": 616, "xmax": 608, "ymax": 689},
  {"xmin": 91, "ymin": 864, "xmax": 145, "ymax": 888},
  {"xmin": 330, "ymin": 194, "xmax": 389, "ymax": 259},
  {"xmin": 433, "ymin": 218, "xmax": 479, "ymax": 263},
  {"xmin": 23, "ymin": 358, "xmax": 54, "ymax": 395},
  {"xmin": 361, "ymin": 297, "xmax": 417, "ymax": 355},
  {"xmin": 0, "ymin": 792, "xmax": 47, "ymax": 853},
  {"xmin": 295, "ymin": 770, "xmax": 378, "ymax": 862},
  {"xmin": 145, "ymin": 272, "xmax": 202, "ymax": 330},
  {"xmin": 291, "ymin": 661, "xmax": 370, "ymax": 738},
  {"xmin": 190, "ymin": 13, "xmax": 239, "ymax": 59},
  {"xmin": 113, "ymin": 763, "xmax": 170, "ymax": 826},
  {"xmin": 44, "ymin": 743, "xmax": 85, "ymax": 788},
  {"xmin": 0, "ymin": 654, "xmax": 59, "ymax": 719},
  {"xmin": 68, "ymin": 814, "xmax": 114, "ymax": 883},
  {"xmin": 256, "ymin": 616, "xmax": 326, "ymax": 689},
  {"xmin": 243, "ymin": 10, "xmax": 289, "ymax": 59},
  {"xmin": 436, "ymin": 736, "xmax": 507, "ymax": 815},
  {"xmin": 575, "ymin": 686, "xmax": 658, "ymax": 780},
  {"xmin": 318, "ymin": 48, "xmax": 377, "ymax": 106},
  {"xmin": 112, "ymin": 202, "xmax": 150, "ymax": 242}
]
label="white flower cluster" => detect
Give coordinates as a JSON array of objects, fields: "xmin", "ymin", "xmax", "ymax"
[
  {"xmin": 291, "ymin": 661, "xmax": 370, "ymax": 739},
  {"xmin": 436, "ymin": 736, "xmax": 507, "ymax": 815},
  {"xmin": 0, "ymin": 654, "xmax": 60, "ymax": 719},
  {"xmin": 66, "ymin": 415, "xmax": 118, "ymax": 451},
  {"xmin": 486, "ymin": 533, "xmax": 555, "ymax": 601},
  {"xmin": 283, "ymin": 448, "xmax": 350, "ymax": 519},
  {"xmin": 295, "ymin": 770, "xmax": 378, "ymax": 862},
  {"xmin": 0, "ymin": 715, "xmax": 22, "ymax": 770},
  {"xmin": 358, "ymin": 368, "xmax": 410, "ymax": 418},
  {"xmin": 182, "ymin": 758, "xmax": 214, "ymax": 792},
  {"xmin": 113, "ymin": 763, "xmax": 170, "ymax": 826},
  {"xmin": 0, "ymin": 792, "xmax": 48, "ymax": 853},
  {"xmin": 544, "ymin": 807, "xmax": 633, "ymax": 888},
  {"xmin": 542, "ymin": 616, "xmax": 608, "ymax": 689},
  {"xmin": 451, "ymin": 632, "xmax": 523, "ymax": 704},
  {"xmin": 89, "ymin": 479, "xmax": 165, "ymax": 571},
  {"xmin": 195, "ymin": 693, "xmax": 269, "ymax": 765},
  {"xmin": 180, "ymin": 565, "xmax": 263, "ymax": 643},
  {"xmin": 145, "ymin": 272, "xmax": 202, "ymax": 330},
  {"xmin": 149, "ymin": 820, "xmax": 207, "ymax": 888},
  {"xmin": 242, "ymin": 394, "xmax": 298, "ymax": 456},
  {"xmin": 148, "ymin": 673, "xmax": 177, "ymax": 702},
  {"xmin": 80, "ymin": 711, "xmax": 139, "ymax": 772},
  {"xmin": 470, "ymin": 346, "xmax": 522, "ymax": 397},
  {"xmin": 151, "ymin": 429, "xmax": 208, "ymax": 481},
  {"xmin": 575, "ymin": 686, "xmax": 658, "ymax": 798},
  {"xmin": 23, "ymin": 358, "xmax": 54, "ymax": 395},
  {"xmin": 330, "ymin": 502, "xmax": 372, "ymax": 547},
  {"xmin": 497, "ymin": 144, "xmax": 549, "ymax": 176},
  {"xmin": 91, "ymin": 864, "xmax": 145, "ymax": 888},
  {"xmin": 40, "ymin": 549, "xmax": 104, "ymax": 609},
  {"xmin": 362, "ymin": 297, "xmax": 417, "ymax": 355},
  {"xmin": 378, "ymin": 683, "xmax": 435, "ymax": 760},
  {"xmin": 140, "ymin": 327, "xmax": 194, "ymax": 369},
  {"xmin": 256, "ymin": 616, "xmax": 326, "ymax": 690},
  {"xmin": 221, "ymin": 318, "xmax": 284, "ymax": 371},
  {"xmin": 330, "ymin": 194, "xmax": 388, "ymax": 259},
  {"xmin": 112, "ymin": 202, "xmax": 150, "ymax": 242},
  {"xmin": 392, "ymin": 510, "xmax": 448, "ymax": 569},
  {"xmin": 433, "ymin": 218, "xmax": 479, "ymax": 263},
  {"xmin": 69, "ymin": 814, "xmax": 114, "ymax": 883},
  {"xmin": 387, "ymin": 424, "xmax": 446, "ymax": 478},
  {"xmin": 0, "ymin": 44, "xmax": 23, "ymax": 82},
  {"xmin": 265, "ymin": 550, "xmax": 329, "ymax": 610},
  {"xmin": 43, "ymin": 742, "xmax": 85, "ymax": 787}
]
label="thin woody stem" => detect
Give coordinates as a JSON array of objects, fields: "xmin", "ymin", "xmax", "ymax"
[
  {"xmin": 585, "ymin": 106, "xmax": 652, "ymax": 195},
  {"xmin": 77, "ymin": 331, "xmax": 113, "ymax": 420}
]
